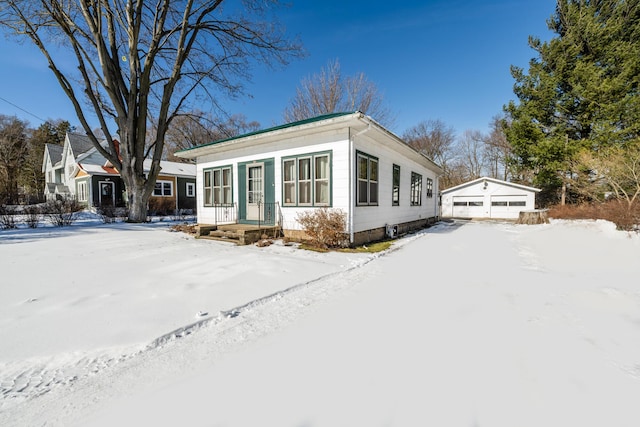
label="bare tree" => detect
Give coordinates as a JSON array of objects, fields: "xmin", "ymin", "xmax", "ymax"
[
  {"xmin": 403, "ymin": 119, "xmax": 457, "ymax": 187},
  {"xmin": 0, "ymin": 0, "xmax": 301, "ymax": 221},
  {"xmin": 0, "ymin": 115, "xmax": 29, "ymax": 204},
  {"xmin": 483, "ymin": 115, "xmax": 512, "ymax": 181},
  {"xmin": 576, "ymin": 142, "xmax": 640, "ymax": 211},
  {"xmin": 403, "ymin": 119, "xmax": 455, "ymax": 165},
  {"xmin": 458, "ymin": 130, "xmax": 487, "ymax": 181},
  {"xmin": 163, "ymin": 112, "xmax": 260, "ymax": 163},
  {"xmin": 284, "ymin": 59, "xmax": 394, "ymax": 127}
]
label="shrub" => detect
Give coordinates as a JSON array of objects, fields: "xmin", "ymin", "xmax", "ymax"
[
  {"xmin": 44, "ymin": 198, "xmax": 83, "ymax": 227},
  {"xmin": 148, "ymin": 197, "xmax": 175, "ymax": 216},
  {"xmin": 548, "ymin": 200, "xmax": 640, "ymax": 231},
  {"xmin": 23, "ymin": 205, "xmax": 41, "ymax": 228},
  {"xmin": 0, "ymin": 205, "xmax": 17, "ymax": 229},
  {"xmin": 296, "ymin": 207, "xmax": 349, "ymax": 249},
  {"xmin": 97, "ymin": 205, "xmax": 127, "ymax": 224}
]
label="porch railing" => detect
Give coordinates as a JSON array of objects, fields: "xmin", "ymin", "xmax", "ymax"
[
  {"xmin": 211, "ymin": 203, "xmax": 237, "ymax": 225},
  {"xmin": 258, "ymin": 201, "xmax": 282, "ymax": 229}
]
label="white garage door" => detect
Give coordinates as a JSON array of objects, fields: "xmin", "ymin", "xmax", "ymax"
[
  {"xmin": 490, "ymin": 195, "xmax": 527, "ymax": 219},
  {"xmin": 452, "ymin": 196, "xmax": 486, "ymax": 218}
]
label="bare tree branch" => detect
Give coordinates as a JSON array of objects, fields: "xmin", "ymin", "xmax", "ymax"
[{"xmin": 0, "ymin": 0, "xmax": 302, "ymax": 221}]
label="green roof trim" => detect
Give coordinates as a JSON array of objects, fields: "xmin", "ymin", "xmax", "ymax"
[{"xmin": 176, "ymin": 111, "xmax": 358, "ymax": 153}]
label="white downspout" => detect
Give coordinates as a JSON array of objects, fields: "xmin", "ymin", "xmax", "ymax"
[
  {"xmin": 348, "ymin": 127, "xmax": 354, "ymax": 244},
  {"xmin": 435, "ymin": 173, "xmax": 444, "ymax": 220}
]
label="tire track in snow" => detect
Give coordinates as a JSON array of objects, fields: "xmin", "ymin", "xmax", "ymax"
[{"xmin": 0, "ymin": 227, "xmax": 430, "ymax": 421}]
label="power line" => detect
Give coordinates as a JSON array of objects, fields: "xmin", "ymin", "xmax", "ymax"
[{"xmin": 0, "ymin": 95, "xmax": 47, "ymax": 123}]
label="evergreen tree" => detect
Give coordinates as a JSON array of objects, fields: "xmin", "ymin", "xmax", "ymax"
[
  {"xmin": 0, "ymin": 115, "xmax": 29, "ymax": 204},
  {"xmin": 505, "ymin": 0, "xmax": 640, "ymax": 204}
]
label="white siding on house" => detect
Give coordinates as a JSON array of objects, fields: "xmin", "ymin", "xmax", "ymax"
[
  {"xmin": 351, "ymin": 132, "xmax": 439, "ymax": 233},
  {"xmin": 195, "ymin": 130, "xmax": 351, "ymax": 229},
  {"xmin": 183, "ymin": 112, "xmax": 443, "ymax": 242}
]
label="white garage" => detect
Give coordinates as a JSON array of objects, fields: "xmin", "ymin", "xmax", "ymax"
[{"xmin": 441, "ymin": 177, "xmax": 540, "ymax": 219}]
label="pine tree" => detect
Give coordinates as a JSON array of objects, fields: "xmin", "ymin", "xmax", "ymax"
[{"xmin": 505, "ymin": 0, "xmax": 640, "ymax": 204}]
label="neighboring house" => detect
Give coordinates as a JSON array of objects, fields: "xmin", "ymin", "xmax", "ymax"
[
  {"xmin": 175, "ymin": 111, "xmax": 443, "ymax": 245},
  {"xmin": 43, "ymin": 133, "xmax": 197, "ymax": 212},
  {"xmin": 440, "ymin": 177, "xmax": 540, "ymax": 219}
]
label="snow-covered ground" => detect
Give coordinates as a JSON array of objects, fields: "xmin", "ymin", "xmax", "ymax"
[{"xmin": 1, "ymin": 217, "xmax": 640, "ymax": 426}]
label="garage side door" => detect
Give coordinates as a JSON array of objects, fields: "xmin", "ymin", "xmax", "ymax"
[
  {"xmin": 490, "ymin": 195, "xmax": 527, "ymax": 219},
  {"xmin": 452, "ymin": 196, "xmax": 485, "ymax": 218}
]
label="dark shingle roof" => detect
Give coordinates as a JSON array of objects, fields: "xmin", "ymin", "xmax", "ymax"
[
  {"xmin": 67, "ymin": 133, "xmax": 97, "ymax": 157},
  {"xmin": 45, "ymin": 143, "xmax": 64, "ymax": 165},
  {"xmin": 176, "ymin": 112, "xmax": 357, "ymax": 154}
]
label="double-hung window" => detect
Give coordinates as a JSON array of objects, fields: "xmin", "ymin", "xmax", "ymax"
[
  {"xmin": 357, "ymin": 152, "xmax": 378, "ymax": 206},
  {"xmin": 410, "ymin": 172, "xmax": 422, "ymax": 206},
  {"xmin": 298, "ymin": 157, "xmax": 312, "ymax": 205},
  {"xmin": 426, "ymin": 177, "xmax": 433, "ymax": 198},
  {"xmin": 77, "ymin": 181, "xmax": 88, "ymax": 202},
  {"xmin": 154, "ymin": 180, "xmax": 173, "ymax": 197},
  {"xmin": 315, "ymin": 155, "xmax": 330, "ymax": 205},
  {"xmin": 282, "ymin": 152, "xmax": 331, "ymax": 206},
  {"xmin": 203, "ymin": 166, "xmax": 232, "ymax": 206},
  {"xmin": 392, "ymin": 164, "xmax": 400, "ymax": 206},
  {"xmin": 186, "ymin": 182, "xmax": 195, "ymax": 197}
]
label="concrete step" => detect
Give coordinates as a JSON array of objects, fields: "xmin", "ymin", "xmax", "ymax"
[{"xmin": 209, "ymin": 230, "xmax": 242, "ymax": 239}]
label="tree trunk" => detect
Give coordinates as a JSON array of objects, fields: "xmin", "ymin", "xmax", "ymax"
[
  {"xmin": 516, "ymin": 210, "xmax": 549, "ymax": 225},
  {"xmin": 121, "ymin": 163, "xmax": 153, "ymax": 223},
  {"xmin": 127, "ymin": 187, "xmax": 149, "ymax": 222}
]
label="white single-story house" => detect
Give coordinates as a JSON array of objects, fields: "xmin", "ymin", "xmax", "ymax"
[
  {"xmin": 440, "ymin": 177, "xmax": 540, "ymax": 219},
  {"xmin": 175, "ymin": 111, "xmax": 443, "ymax": 245}
]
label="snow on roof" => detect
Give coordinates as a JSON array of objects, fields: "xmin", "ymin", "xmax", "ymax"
[
  {"xmin": 78, "ymin": 163, "xmax": 119, "ymax": 175},
  {"xmin": 144, "ymin": 159, "xmax": 196, "ymax": 177},
  {"xmin": 77, "ymin": 159, "xmax": 195, "ymax": 177}
]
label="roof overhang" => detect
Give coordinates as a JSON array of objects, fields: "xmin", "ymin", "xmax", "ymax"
[
  {"xmin": 175, "ymin": 112, "xmax": 443, "ymax": 174},
  {"xmin": 441, "ymin": 176, "xmax": 541, "ymax": 194}
]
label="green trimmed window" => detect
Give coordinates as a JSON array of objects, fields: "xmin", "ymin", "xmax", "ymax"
[
  {"xmin": 203, "ymin": 166, "xmax": 232, "ymax": 206},
  {"xmin": 357, "ymin": 152, "xmax": 378, "ymax": 206},
  {"xmin": 282, "ymin": 152, "xmax": 331, "ymax": 206},
  {"xmin": 392, "ymin": 164, "xmax": 400, "ymax": 206}
]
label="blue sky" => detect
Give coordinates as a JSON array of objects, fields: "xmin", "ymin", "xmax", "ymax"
[{"xmin": 0, "ymin": 0, "xmax": 556, "ymax": 137}]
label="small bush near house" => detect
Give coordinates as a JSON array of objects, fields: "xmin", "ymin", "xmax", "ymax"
[
  {"xmin": 44, "ymin": 198, "xmax": 83, "ymax": 227},
  {"xmin": 23, "ymin": 205, "xmax": 41, "ymax": 228},
  {"xmin": 548, "ymin": 200, "xmax": 640, "ymax": 231},
  {"xmin": 296, "ymin": 207, "xmax": 349, "ymax": 249},
  {"xmin": 148, "ymin": 198, "xmax": 175, "ymax": 216},
  {"xmin": 0, "ymin": 205, "xmax": 17, "ymax": 229},
  {"xmin": 97, "ymin": 205, "xmax": 128, "ymax": 224}
]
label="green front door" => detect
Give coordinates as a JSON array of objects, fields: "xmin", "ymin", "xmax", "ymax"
[{"xmin": 238, "ymin": 158, "xmax": 275, "ymax": 224}]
